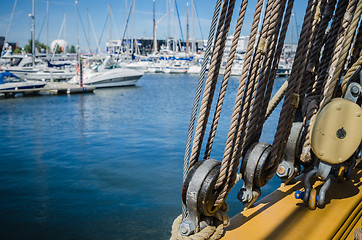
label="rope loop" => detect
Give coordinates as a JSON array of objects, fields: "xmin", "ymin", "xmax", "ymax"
[{"xmin": 170, "ymin": 203, "xmax": 230, "ymax": 240}]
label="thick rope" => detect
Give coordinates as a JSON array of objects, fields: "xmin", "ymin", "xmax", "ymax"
[
  {"xmin": 340, "ymin": 1, "xmax": 362, "ymax": 93},
  {"xmin": 170, "ymin": 203, "xmax": 229, "ymax": 240},
  {"xmin": 348, "ymin": 20, "xmax": 362, "ymax": 68},
  {"xmin": 272, "ymin": 0, "xmax": 321, "ymax": 163},
  {"xmin": 204, "ymin": 0, "xmax": 249, "ymax": 159},
  {"xmin": 265, "ymin": 79, "xmax": 289, "ymax": 119},
  {"xmin": 189, "ymin": 0, "xmax": 237, "ymax": 169},
  {"xmin": 226, "ymin": 0, "xmax": 289, "ymax": 193},
  {"xmin": 320, "ymin": 0, "xmax": 359, "ymax": 106},
  {"xmin": 342, "ymin": 55, "xmax": 362, "ymax": 94},
  {"xmin": 304, "ymin": 0, "xmax": 337, "ymax": 97},
  {"xmin": 265, "ymin": 0, "xmax": 319, "ymax": 182},
  {"xmin": 298, "ymin": 0, "xmax": 329, "ymax": 98},
  {"xmin": 300, "ymin": 0, "xmax": 358, "ymax": 162},
  {"xmin": 214, "ymin": 0, "xmax": 265, "ymax": 205},
  {"xmin": 298, "ymin": 0, "xmax": 337, "ymax": 163},
  {"xmin": 245, "ymin": 0, "xmax": 289, "ymax": 147},
  {"xmin": 182, "ymin": 0, "xmax": 223, "ymax": 218},
  {"xmin": 313, "ymin": 0, "xmax": 349, "ymax": 97},
  {"xmin": 255, "ymin": 0, "xmax": 295, "ymax": 138},
  {"xmin": 235, "ymin": 0, "xmax": 278, "ymax": 151}
]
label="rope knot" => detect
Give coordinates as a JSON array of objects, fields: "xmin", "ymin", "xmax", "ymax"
[{"xmin": 170, "ymin": 203, "xmax": 230, "ymax": 240}]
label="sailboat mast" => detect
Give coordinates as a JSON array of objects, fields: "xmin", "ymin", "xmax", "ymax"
[
  {"xmin": 108, "ymin": 4, "xmax": 112, "ymax": 42},
  {"xmin": 167, "ymin": 0, "xmax": 169, "ymax": 49},
  {"xmin": 1, "ymin": 0, "xmax": 18, "ymax": 57},
  {"xmin": 64, "ymin": 13, "xmax": 66, "ymax": 43},
  {"xmin": 46, "ymin": 0, "xmax": 49, "ymax": 56},
  {"xmin": 191, "ymin": 0, "xmax": 194, "ymax": 53},
  {"xmin": 153, "ymin": 0, "xmax": 157, "ymax": 53},
  {"xmin": 131, "ymin": 0, "xmax": 135, "ymax": 55},
  {"xmin": 87, "ymin": 8, "xmax": 91, "ymax": 53},
  {"xmin": 31, "ymin": 0, "xmax": 35, "ymax": 66},
  {"xmin": 75, "ymin": 1, "xmax": 79, "ymax": 53},
  {"xmin": 186, "ymin": 2, "xmax": 189, "ymax": 54}
]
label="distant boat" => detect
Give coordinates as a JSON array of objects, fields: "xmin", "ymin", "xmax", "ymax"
[
  {"xmin": 1, "ymin": 55, "xmax": 76, "ymax": 81},
  {"xmin": 0, "ymin": 72, "xmax": 46, "ymax": 91},
  {"xmin": 69, "ymin": 55, "xmax": 144, "ymax": 88},
  {"xmin": 163, "ymin": 60, "xmax": 189, "ymax": 74}
]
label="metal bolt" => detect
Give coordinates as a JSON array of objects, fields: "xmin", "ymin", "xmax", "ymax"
[
  {"xmin": 351, "ymin": 86, "xmax": 360, "ymax": 97},
  {"xmin": 336, "ymin": 105, "xmax": 341, "ymax": 111},
  {"xmin": 319, "ymin": 151, "xmax": 324, "ymax": 156},
  {"xmin": 357, "ymin": 112, "xmax": 361, "ymax": 117},
  {"xmin": 277, "ymin": 165, "xmax": 286, "ymax": 175},
  {"xmin": 180, "ymin": 223, "xmax": 190, "ymax": 235},
  {"xmin": 336, "ymin": 128, "xmax": 346, "ymax": 139}
]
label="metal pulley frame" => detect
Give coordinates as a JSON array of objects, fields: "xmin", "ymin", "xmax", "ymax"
[
  {"xmin": 297, "ymin": 68, "xmax": 362, "ymax": 210},
  {"xmin": 277, "ymin": 122, "xmax": 304, "ymax": 184},
  {"xmin": 180, "ymin": 159, "xmax": 222, "ymax": 236},
  {"xmin": 237, "ymin": 142, "xmax": 271, "ymax": 209}
]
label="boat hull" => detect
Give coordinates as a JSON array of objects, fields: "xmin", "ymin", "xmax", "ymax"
[
  {"xmin": 0, "ymin": 81, "xmax": 46, "ymax": 91},
  {"xmin": 87, "ymin": 75, "xmax": 142, "ymax": 88}
]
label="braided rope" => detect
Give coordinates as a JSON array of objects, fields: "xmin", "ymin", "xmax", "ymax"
[
  {"xmin": 298, "ymin": 0, "xmax": 329, "ymax": 99},
  {"xmin": 226, "ymin": 0, "xmax": 276, "ymax": 166},
  {"xmin": 313, "ymin": 0, "xmax": 349, "ymax": 96},
  {"xmin": 301, "ymin": 0, "xmax": 357, "ymax": 163},
  {"xmin": 340, "ymin": 1, "xmax": 362, "ymax": 93},
  {"xmin": 297, "ymin": 0, "xmax": 336, "ymax": 163},
  {"xmin": 320, "ymin": 0, "xmax": 358, "ymax": 106},
  {"xmin": 224, "ymin": 0, "xmax": 289, "ymax": 194},
  {"xmin": 182, "ymin": 0, "xmax": 223, "ymax": 218},
  {"xmin": 171, "ymin": 203, "xmax": 230, "ymax": 240},
  {"xmin": 189, "ymin": 0, "xmax": 236, "ymax": 169},
  {"xmin": 265, "ymin": 79, "xmax": 289, "ymax": 119},
  {"xmin": 348, "ymin": 21, "xmax": 362, "ymax": 68},
  {"xmin": 245, "ymin": 0, "xmax": 289, "ymax": 146},
  {"xmin": 342, "ymin": 55, "xmax": 362, "ymax": 94},
  {"xmin": 236, "ymin": 0, "xmax": 278, "ymax": 149},
  {"xmin": 259, "ymin": 0, "xmax": 295, "ymax": 126},
  {"xmin": 305, "ymin": 0, "xmax": 337, "ymax": 97},
  {"xmin": 264, "ymin": 0, "xmax": 318, "ymax": 181},
  {"xmin": 214, "ymin": 0, "xmax": 265, "ymax": 204},
  {"xmin": 204, "ymin": 0, "xmax": 249, "ymax": 159},
  {"xmin": 299, "ymin": 0, "xmax": 331, "ymax": 99}
]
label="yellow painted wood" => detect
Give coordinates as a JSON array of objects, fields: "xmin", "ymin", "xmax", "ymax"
[
  {"xmin": 345, "ymin": 213, "xmax": 362, "ymax": 239},
  {"xmin": 222, "ymin": 168, "xmax": 362, "ymax": 240}
]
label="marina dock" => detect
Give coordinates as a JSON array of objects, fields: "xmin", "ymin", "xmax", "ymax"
[{"xmin": 0, "ymin": 82, "xmax": 95, "ymax": 98}]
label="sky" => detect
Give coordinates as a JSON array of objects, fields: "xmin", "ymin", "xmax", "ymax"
[{"xmin": 0, "ymin": 0, "xmax": 308, "ymax": 51}]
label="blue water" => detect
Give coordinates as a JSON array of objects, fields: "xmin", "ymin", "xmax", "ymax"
[{"xmin": 0, "ymin": 74, "xmax": 285, "ymax": 239}]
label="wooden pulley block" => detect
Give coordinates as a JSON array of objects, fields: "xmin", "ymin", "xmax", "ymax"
[{"xmin": 311, "ymin": 98, "xmax": 362, "ymax": 164}]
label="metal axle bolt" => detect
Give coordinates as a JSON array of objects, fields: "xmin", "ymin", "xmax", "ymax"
[
  {"xmin": 277, "ymin": 166, "xmax": 286, "ymax": 175},
  {"xmin": 180, "ymin": 226, "xmax": 188, "ymax": 234},
  {"xmin": 336, "ymin": 128, "xmax": 346, "ymax": 139},
  {"xmin": 351, "ymin": 86, "xmax": 360, "ymax": 97}
]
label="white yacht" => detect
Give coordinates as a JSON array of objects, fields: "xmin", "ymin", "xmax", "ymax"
[
  {"xmin": 162, "ymin": 60, "xmax": 189, "ymax": 74},
  {"xmin": 69, "ymin": 55, "xmax": 144, "ymax": 88},
  {"xmin": 0, "ymin": 72, "xmax": 46, "ymax": 91},
  {"xmin": 1, "ymin": 55, "xmax": 76, "ymax": 81}
]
